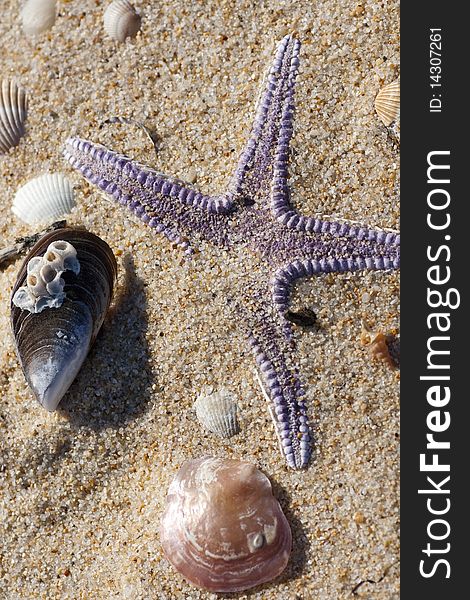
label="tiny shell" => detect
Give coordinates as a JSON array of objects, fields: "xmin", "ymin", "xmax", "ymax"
[
  {"xmin": 361, "ymin": 320, "xmax": 396, "ymax": 370},
  {"xmin": 160, "ymin": 457, "xmax": 292, "ymax": 592},
  {"xmin": 12, "ymin": 173, "xmax": 75, "ymax": 225},
  {"xmin": 374, "ymin": 79, "xmax": 400, "ymax": 126},
  {"xmin": 194, "ymin": 388, "xmax": 240, "ymax": 438},
  {"xmin": 11, "ymin": 228, "xmax": 117, "ymax": 411},
  {"xmin": 0, "ymin": 80, "xmax": 28, "ymax": 154},
  {"xmin": 20, "ymin": 0, "xmax": 56, "ymax": 36},
  {"xmin": 103, "ymin": 0, "xmax": 142, "ymax": 42}
]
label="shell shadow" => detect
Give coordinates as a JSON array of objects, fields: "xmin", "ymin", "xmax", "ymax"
[
  {"xmin": 8, "ymin": 423, "xmax": 140, "ymax": 532},
  {"xmin": 57, "ymin": 252, "xmax": 155, "ymax": 429},
  {"xmin": 219, "ymin": 476, "xmax": 310, "ymax": 599},
  {"xmin": 270, "ymin": 477, "xmax": 310, "ymax": 583}
]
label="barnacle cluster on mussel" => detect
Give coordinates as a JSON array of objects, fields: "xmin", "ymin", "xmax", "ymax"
[
  {"xmin": 12, "ymin": 239, "xmax": 80, "ymax": 313},
  {"xmin": 10, "ymin": 228, "xmax": 117, "ymax": 411}
]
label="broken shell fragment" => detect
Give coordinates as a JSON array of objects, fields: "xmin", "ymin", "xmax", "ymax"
[
  {"xmin": 12, "ymin": 173, "xmax": 75, "ymax": 226},
  {"xmin": 11, "ymin": 228, "xmax": 117, "ymax": 411},
  {"xmin": 361, "ymin": 320, "xmax": 397, "ymax": 370},
  {"xmin": 0, "ymin": 80, "xmax": 28, "ymax": 154},
  {"xmin": 0, "ymin": 221, "xmax": 67, "ymax": 270},
  {"xmin": 160, "ymin": 457, "xmax": 292, "ymax": 592},
  {"xmin": 20, "ymin": 0, "xmax": 57, "ymax": 36},
  {"xmin": 374, "ymin": 79, "xmax": 400, "ymax": 126},
  {"xmin": 103, "ymin": 0, "xmax": 142, "ymax": 42},
  {"xmin": 194, "ymin": 387, "xmax": 240, "ymax": 438}
]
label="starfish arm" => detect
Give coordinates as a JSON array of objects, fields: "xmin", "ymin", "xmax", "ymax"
[
  {"xmin": 274, "ymin": 210, "xmax": 401, "ymax": 249},
  {"xmin": 266, "ymin": 221, "xmax": 400, "ymax": 266},
  {"xmin": 228, "ymin": 35, "xmax": 300, "ymax": 206},
  {"xmin": 243, "ymin": 300, "xmax": 312, "ymax": 470},
  {"xmin": 272, "ymin": 256, "xmax": 396, "ymax": 315},
  {"xmin": 63, "ymin": 137, "xmax": 232, "ymax": 250},
  {"xmin": 269, "ymin": 224, "xmax": 400, "ymax": 313}
]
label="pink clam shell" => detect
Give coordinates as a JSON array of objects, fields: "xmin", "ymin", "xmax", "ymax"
[{"xmin": 160, "ymin": 456, "xmax": 292, "ymax": 592}]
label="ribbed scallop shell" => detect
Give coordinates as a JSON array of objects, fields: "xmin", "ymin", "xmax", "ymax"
[
  {"xmin": 103, "ymin": 0, "xmax": 142, "ymax": 42},
  {"xmin": 11, "ymin": 228, "xmax": 117, "ymax": 411},
  {"xmin": 375, "ymin": 79, "xmax": 400, "ymax": 126},
  {"xmin": 0, "ymin": 80, "xmax": 28, "ymax": 154},
  {"xmin": 12, "ymin": 173, "xmax": 75, "ymax": 225},
  {"xmin": 194, "ymin": 388, "xmax": 240, "ymax": 438},
  {"xmin": 160, "ymin": 457, "xmax": 292, "ymax": 592},
  {"xmin": 20, "ymin": 0, "xmax": 56, "ymax": 36}
]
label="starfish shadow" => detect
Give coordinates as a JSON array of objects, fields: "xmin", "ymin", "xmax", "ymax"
[{"xmin": 57, "ymin": 252, "xmax": 155, "ymax": 430}]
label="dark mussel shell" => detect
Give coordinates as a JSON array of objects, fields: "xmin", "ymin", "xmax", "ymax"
[{"xmin": 10, "ymin": 228, "xmax": 117, "ymax": 411}]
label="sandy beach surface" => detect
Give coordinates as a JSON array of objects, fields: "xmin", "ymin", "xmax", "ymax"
[{"xmin": 1, "ymin": 1, "xmax": 399, "ymax": 598}]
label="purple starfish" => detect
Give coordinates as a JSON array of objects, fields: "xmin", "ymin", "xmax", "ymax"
[{"xmin": 63, "ymin": 35, "xmax": 400, "ymax": 470}]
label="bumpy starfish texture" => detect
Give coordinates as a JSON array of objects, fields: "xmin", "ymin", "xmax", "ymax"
[{"xmin": 63, "ymin": 35, "xmax": 400, "ymax": 470}]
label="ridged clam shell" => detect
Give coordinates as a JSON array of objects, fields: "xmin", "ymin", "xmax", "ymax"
[
  {"xmin": 20, "ymin": 0, "xmax": 56, "ymax": 36},
  {"xmin": 11, "ymin": 228, "xmax": 117, "ymax": 411},
  {"xmin": 160, "ymin": 457, "xmax": 292, "ymax": 592},
  {"xmin": 0, "ymin": 80, "xmax": 28, "ymax": 154},
  {"xmin": 103, "ymin": 0, "xmax": 142, "ymax": 42},
  {"xmin": 375, "ymin": 79, "xmax": 400, "ymax": 126},
  {"xmin": 194, "ymin": 388, "xmax": 240, "ymax": 438},
  {"xmin": 12, "ymin": 173, "xmax": 76, "ymax": 225}
]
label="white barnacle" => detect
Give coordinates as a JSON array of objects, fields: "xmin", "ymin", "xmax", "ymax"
[
  {"xmin": 47, "ymin": 240, "xmax": 80, "ymax": 274},
  {"xmin": 26, "ymin": 256, "xmax": 43, "ymax": 274},
  {"xmin": 12, "ymin": 286, "xmax": 36, "ymax": 312}
]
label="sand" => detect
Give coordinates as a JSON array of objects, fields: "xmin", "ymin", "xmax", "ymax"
[{"xmin": 0, "ymin": 1, "xmax": 399, "ymax": 598}]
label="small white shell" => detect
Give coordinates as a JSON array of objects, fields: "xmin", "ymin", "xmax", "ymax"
[
  {"xmin": 194, "ymin": 388, "xmax": 240, "ymax": 438},
  {"xmin": 12, "ymin": 173, "xmax": 76, "ymax": 225},
  {"xmin": 375, "ymin": 79, "xmax": 400, "ymax": 126},
  {"xmin": 20, "ymin": 0, "xmax": 57, "ymax": 37},
  {"xmin": 0, "ymin": 80, "xmax": 28, "ymax": 154},
  {"xmin": 103, "ymin": 0, "xmax": 142, "ymax": 42}
]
